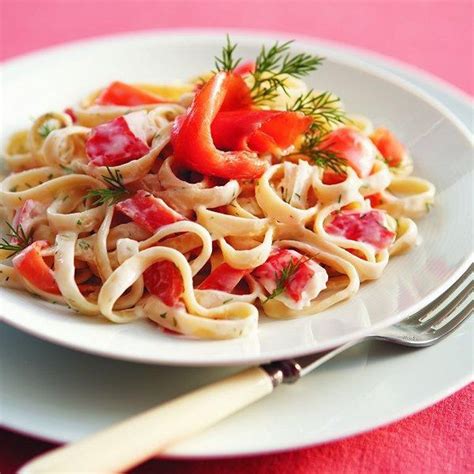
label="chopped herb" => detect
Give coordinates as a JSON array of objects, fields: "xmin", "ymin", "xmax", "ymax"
[
  {"xmin": 9, "ymin": 186, "xmax": 18, "ymax": 192},
  {"xmin": 222, "ymin": 298, "xmax": 233, "ymax": 304},
  {"xmin": 294, "ymin": 192, "xmax": 301, "ymax": 200},
  {"xmin": 159, "ymin": 312, "xmax": 167, "ymax": 319},
  {"xmin": 6, "ymin": 276, "xmax": 10, "ymax": 282},
  {"xmin": 251, "ymin": 41, "xmax": 323, "ymax": 105},
  {"xmin": 425, "ymin": 202, "xmax": 433, "ymax": 213},
  {"xmin": 85, "ymin": 167, "xmax": 129, "ymax": 206},
  {"xmin": 76, "ymin": 219, "xmax": 82, "ymax": 226},
  {"xmin": 286, "ymin": 88, "xmax": 348, "ymax": 174},
  {"xmin": 251, "ymin": 41, "xmax": 323, "ymax": 104},
  {"xmin": 47, "ymin": 174, "xmax": 54, "ymax": 180},
  {"xmin": 215, "ymin": 36, "xmax": 323, "ymax": 105},
  {"xmin": 0, "ymin": 222, "xmax": 32, "ymax": 257},
  {"xmin": 172, "ymin": 317, "xmax": 177, "ymax": 327},
  {"xmin": 38, "ymin": 121, "xmax": 57, "ymax": 138},
  {"xmin": 214, "ymin": 34, "xmax": 242, "ymax": 73},
  {"xmin": 288, "ymin": 90, "xmax": 347, "ymax": 133},
  {"xmin": 60, "ymin": 165, "xmax": 75, "ymax": 174},
  {"xmin": 78, "ymin": 240, "xmax": 91, "ymax": 251},
  {"xmin": 264, "ymin": 255, "xmax": 311, "ymax": 303},
  {"xmin": 338, "ymin": 194, "xmax": 342, "ymax": 203}
]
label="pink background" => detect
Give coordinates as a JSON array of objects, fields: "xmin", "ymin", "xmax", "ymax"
[
  {"xmin": 1, "ymin": 1, "xmax": 473, "ymax": 473},
  {"xmin": 1, "ymin": 0, "xmax": 473, "ymax": 95}
]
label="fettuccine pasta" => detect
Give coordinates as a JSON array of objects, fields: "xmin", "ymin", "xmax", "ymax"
[{"xmin": 0, "ymin": 38, "xmax": 435, "ymax": 339}]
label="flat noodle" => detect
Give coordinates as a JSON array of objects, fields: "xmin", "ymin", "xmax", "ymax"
[{"xmin": 0, "ymin": 69, "xmax": 436, "ymax": 340}]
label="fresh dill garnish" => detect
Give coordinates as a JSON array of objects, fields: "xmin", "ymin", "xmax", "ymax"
[
  {"xmin": 214, "ymin": 34, "xmax": 242, "ymax": 73},
  {"xmin": 286, "ymin": 89, "xmax": 348, "ymax": 173},
  {"xmin": 292, "ymin": 132, "xmax": 348, "ymax": 175},
  {"xmin": 288, "ymin": 90, "xmax": 347, "ymax": 133},
  {"xmin": 215, "ymin": 36, "xmax": 323, "ymax": 105},
  {"xmin": 38, "ymin": 121, "xmax": 57, "ymax": 138},
  {"xmin": 78, "ymin": 240, "xmax": 91, "ymax": 251},
  {"xmin": 0, "ymin": 222, "xmax": 32, "ymax": 257},
  {"xmin": 264, "ymin": 256, "xmax": 311, "ymax": 303},
  {"xmin": 60, "ymin": 164, "xmax": 75, "ymax": 174},
  {"xmin": 250, "ymin": 41, "xmax": 323, "ymax": 105},
  {"xmin": 85, "ymin": 167, "xmax": 129, "ymax": 206}
]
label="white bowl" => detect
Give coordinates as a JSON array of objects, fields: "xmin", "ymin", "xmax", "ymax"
[{"xmin": 1, "ymin": 31, "xmax": 472, "ymax": 366}]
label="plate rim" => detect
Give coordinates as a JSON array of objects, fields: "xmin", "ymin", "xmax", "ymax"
[
  {"xmin": 1, "ymin": 32, "xmax": 473, "ymax": 459},
  {"xmin": 0, "ymin": 29, "xmax": 473, "ymax": 366}
]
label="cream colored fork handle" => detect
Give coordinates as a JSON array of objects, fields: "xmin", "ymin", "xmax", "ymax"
[{"xmin": 20, "ymin": 367, "xmax": 273, "ymax": 474}]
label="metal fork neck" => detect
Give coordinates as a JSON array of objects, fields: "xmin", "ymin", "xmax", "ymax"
[{"xmin": 261, "ymin": 360, "xmax": 302, "ymax": 387}]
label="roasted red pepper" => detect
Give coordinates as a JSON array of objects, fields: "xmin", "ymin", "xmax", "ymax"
[
  {"xmin": 95, "ymin": 81, "xmax": 166, "ymax": 106},
  {"xmin": 12, "ymin": 241, "xmax": 60, "ymax": 294},
  {"xmin": 198, "ymin": 263, "xmax": 248, "ymax": 292},
  {"xmin": 366, "ymin": 193, "xmax": 383, "ymax": 208}
]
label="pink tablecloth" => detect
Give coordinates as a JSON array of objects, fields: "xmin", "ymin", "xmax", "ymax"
[
  {"xmin": 1, "ymin": 385, "xmax": 473, "ymax": 473},
  {"xmin": 1, "ymin": 1, "xmax": 473, "ymax": 473}
]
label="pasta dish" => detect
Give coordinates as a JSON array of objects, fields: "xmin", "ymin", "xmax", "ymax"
[{"xmin": 0, "ymin": 38, "xmax": 435, "ymax": 339}]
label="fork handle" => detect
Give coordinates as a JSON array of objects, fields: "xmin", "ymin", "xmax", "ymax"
[{"xmin": 19, "ymin": 367, "xmax": 273, "ymax": 473}]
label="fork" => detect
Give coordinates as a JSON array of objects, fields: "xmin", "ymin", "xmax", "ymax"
[{"xmin": 20, "ymin": 264, "xmax": 473, "ymax": 474}]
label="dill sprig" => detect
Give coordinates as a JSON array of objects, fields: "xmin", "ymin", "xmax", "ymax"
[
  {"xmin": 0, "ymin": 222, "xmax": 32, "ymax": 257},
  {"xmin": 264, "ymin": 256, "xmax": 311, "ymax": 303},
  {"xmin": 289, "ymin": 90, "xmax": 347, "ymax": 132},
  {"xmin": 38, "ymin": 121, "xmax": 57, "ymax": 138},
  {"xmin": 214, "ymin": 34, "xmax": 242, "ymax": 73},
  {"xmin": 296, "ymin": 133, "xmax": 348, "ymax": 175},
  {"xmin": 86, "ymin": 167, "xmax": 129, "ymax": 206},
  {"xmin": 250, "ymin": 41, "xmax": 324, "ymax": 105},
  {"xmin": 287, "ymin": 90, "xmax": 348, "ymax": 173}
]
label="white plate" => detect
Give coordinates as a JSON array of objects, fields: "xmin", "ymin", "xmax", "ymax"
[
  {"xmin": 0, "ymin": 34, "xmax": 472, "ymax": 458},
  {"xmin": 0, "ymin": 31, "xmax": 473, "ymax": 366}
]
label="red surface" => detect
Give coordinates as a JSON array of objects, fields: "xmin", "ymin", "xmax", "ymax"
[
  {"xmin": 1, "ymin": 1, "xmax": 472, "ymax": 472},
  {"xmin": 1, "ymin": 384, "xmax": 472, "ymax": 474},
  {"xmin": 1, "ymin": 0, "xmax": 473, "ymax": 95}
]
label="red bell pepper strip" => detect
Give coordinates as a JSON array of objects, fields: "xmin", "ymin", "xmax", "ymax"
[
  {"xmin": 64, "ymin": 108, "xmax": 77, "ymax": 123},
  {"xmin": 95, "ymin": 81, "xmax": 166, "ymax": 106},
  {"xmin": 11, "ymin": 200, "xmax": 46, "ymax": 244},
  {"xmin": 171, "ymin": 72, "xmax": 267, "ymax": 180},
  {"xmin": 86, "ymin": 113, "xmax": 150, "ymax": 166},
  {"xmin": 319, "ymin": 127, "xmax": 377, "ymax": 180},
  {"xmin": 144, "ymin": 260, "xmax": 184, "ymax": 306},
  {"xmin": 325, "ymin": 211, "xmax": 395, "ymax": 251},
  {"xmin": 12, "ymin": 241, "xmax": 60, "ymax": 294},
  {"xmin": 370, "ymin": 127, "xmax": 406, "ymax": 168},
  {"xmin": 211, "ymin": 110, "xmax": 311, "ymax": 154},
  {"xmin": 116, "ymin": 190, "xmax": 185, "ymax": 233},
  {"xmin": 366, "ymin": 193, "xmax": 383, "ymax": 208},
  {"xmin": 198, "ymin": 263, "xmax": 248, "ymax": 292}
]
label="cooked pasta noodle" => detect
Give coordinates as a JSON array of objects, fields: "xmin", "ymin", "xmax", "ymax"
[{"xmin": 0, "ymin": 40, "xmax": 435, "ymax": 339}]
